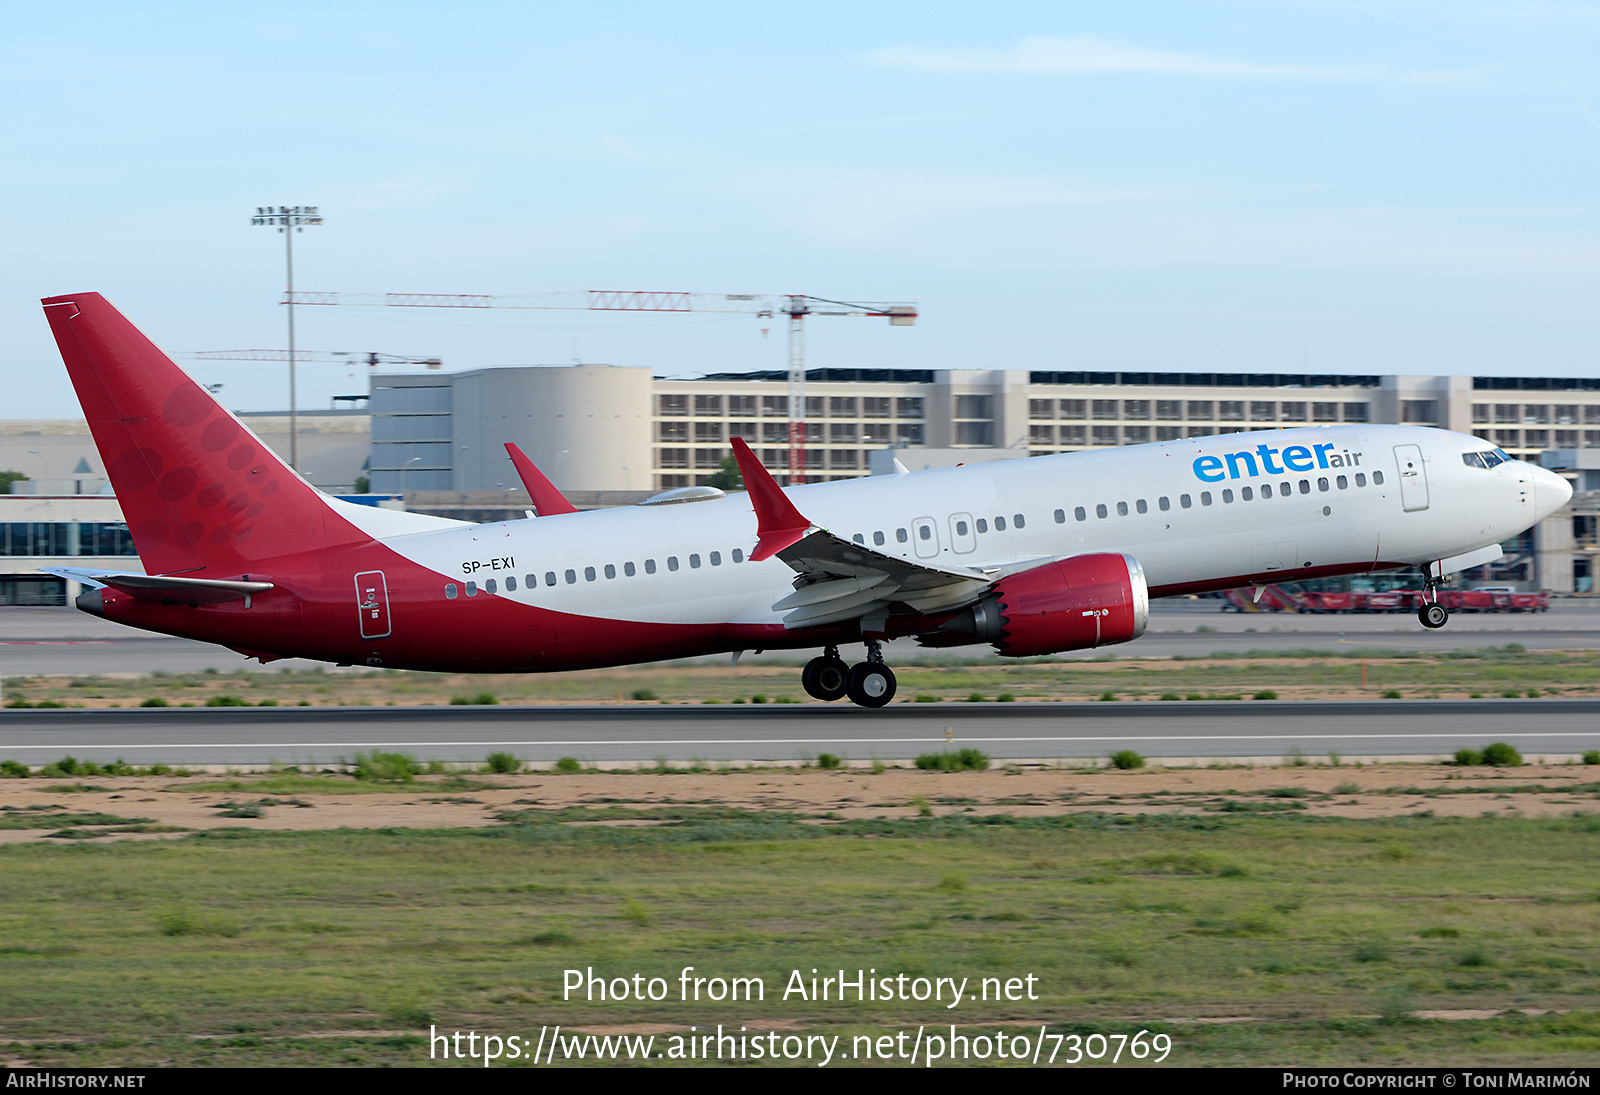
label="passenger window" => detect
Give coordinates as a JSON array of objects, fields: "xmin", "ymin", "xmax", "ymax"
[
  {"xmin": 1201, "ymin": 492, "xmax": 1212, "ymax": 506},
  {"xmin": 1180, "ymin": 494, "xmax": 1192, "ymax": 509},
  {"xmin": 1280, "ymin": 481, "xmax": 1291, "ymax": 496},
  {"xmin": 565, "ymin": 569, "xmax": 577, "ymax": 584},
  {"xmin": 584, "ymin": 567, "xmax": 596, "ymax": 581},
  {"xmin": 1158, "ymin": 497, "xmax": 1170, "ymax": 511},
  {"xmin": 690, "ymin": 554, "xmax": 701, "ymax": 568},
  {"xmin": 1135, "ymin": 499, "xmax": 1148, "ymax": 514},
  {"xmin": 975, "ymin": 519, "xmax": 988, "ymax": 533},
  {"xmin": 955, "ymin": 520, "xmax": 969, "ymax": 536},
  {"xmin": 1298, "ymin": 480, "xmax": 1310, "ymax": 494},
  {"xmin": 667, "ymin": 557, "xmax": 679, "ymax": 571},
  {"xmin": 995, "ymin": 516, "xmax": 1007, "ymax": 531},
  {"xmin": 645, "ymin": 559, "xmax": 658, "ymax": 574},
  {"xmin": 896, "ymin": 528, "xmax": 908, "ymax": 543},
  {"xmin": 1096, "ymin": 504, "xmax": 1108, "ymax": 518},
  {"xmin": 1116, "ymin": 501, "xmax": 1128, "ymax": 516},
  {"xmin": 505, "ymin": 576, "xmax": 516, "ymax": 592},
  {"xmin": 710, "ymin": 551, "xmax": 721, "ymax": 566},
  {"xmin": 1075, "ymin": 507, "xmax": 1087, "ymax": 521},
  {"xmin": 1355, "ymin": 473, "xmax": 1366, "ymax": 487},
  {"xmin": 1053, "ymin": 509, "xmax": 1065, "ymax": 524},
  {"xmin": 1318, "ymin": 477, "xmax": 1329, "ymax": 492},
  {"xmin": 1240, "ymin": 487, "xmax": 1252, "ymax": 501},
  {"xmin": 873, "ymin": 531, "xmax": 885, "ymax": 546},
  {"xmin": 1261, "ymin": 484, "xmax": 1273, "ymax": 499},
  {"xmin": 918, "ymin": 526, "xmax": 932, "ymax": 540},
  {"xmin": 853, "ymin": 534, "xmax": 864, "ymax": 544},
  {"xmin": 466, "ymin": 581, "xmax": 478, "ymax": 596},
  {"xmin": 1337, "ymin": 475, "xmax": 1348, "ymax": 489},
  {"xmin": 545, "ymin": 571, "xmax": 557, "ymax": 586},
  {"xmin": 1222, "ymin": 489, "xmax": 1234, "ymax": 503},
  {"xmin": 485, "ymin": 578, "xmax": 497, "ymax": 594},
  {"xmin": 444, "ymin": 583, "xmax": 457, "ymax": 599},
  {"xmin": 1373, "ymin": 470, "xmax": 1385, "ymax": 485},
  {"xmin": 604, "ymin": 564, "xmax": 616, "ymax": 579},
  {"xmin": 731, "ymin": 549, "xmax": 744, "ymax": 563},
  {"xmin": 624, "ymin": 561, "xmax": 636, "ymax": 576},
  {"xmin": 525, "ymin": 574, "xmax": 536, "ymax": 588},
  {"xmin": 1014, "ymin": 514, "xmax": 1025, "ymax": 528}
]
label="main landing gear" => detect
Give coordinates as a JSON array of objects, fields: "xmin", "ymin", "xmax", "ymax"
[
  {"xmin": 1418, "ymin": 570, "xmax": 1450, "ymax": 630},
  {"xmin": 802, "ymin": 642, "xmax": 898, "ymax": 708}
]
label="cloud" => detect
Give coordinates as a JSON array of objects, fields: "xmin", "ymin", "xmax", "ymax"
[{"xmin": 864, "ymin": 35, "xmax": 1484, "ymax": 85}]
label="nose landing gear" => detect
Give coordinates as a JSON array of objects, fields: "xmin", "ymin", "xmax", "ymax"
[
  {"xmin": 1418, "ymin": 568, "xmax": 1450, "ymax": 629},
  {"xmin": 801, "ymin": 641, "xmax": 898, "ymax": 707}
]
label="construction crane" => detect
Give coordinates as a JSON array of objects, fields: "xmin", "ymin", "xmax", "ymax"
[
  {"xmin": 188, "ymin": 350, "xmax": 442, "ymax": 368},
  {"xmin": 285, "ymin": 290, "xmax": 918, "ymax": 484}
]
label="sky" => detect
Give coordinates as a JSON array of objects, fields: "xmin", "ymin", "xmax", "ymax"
[{"xmin": 3, "ymin": 1, "xmax": 1598, "ymax": 417}]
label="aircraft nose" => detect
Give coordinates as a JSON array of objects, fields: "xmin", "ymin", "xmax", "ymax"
[{"xmin": 1534, "ymin": 466, "xmax": 1573, "ymax": 518}]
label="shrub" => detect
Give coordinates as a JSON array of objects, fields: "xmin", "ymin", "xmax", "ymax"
[
  {"xmin": 353, "ymin": 750, "xmax": 421, "ymax": 782},
  {"xmin": 257, "ymin": 699, "xmax": 278, "ymax": 707},
  {"xmin": 910, "ymin": 794, "xmax": 932, "ymax": 817},
  {"xmin": 205, "ymin": 695, "xmax": 249, "ymax": 707},
  {"xmin": 965, "ymin": 692, "xmax": 986, "ymax": 702},
  {"xmin": 1382, "ymin": 690, "xmax": 1402, "ymax": 699},
  {"xmin": 451, "ymin": 693, "xmax": 499, "ymax": 706},
  {"xmin": 630, "ymin": 688, "xmax": 657, "ymax": 701},
  {"xmin": 751, "ymin": 694, "xmax": 768, "ymax": 705},
  {"xmin": 0, "ymin": 759, "xmax": 29, "ymax": 778},
  {"xmin": 1526, "ymin": 688, "xmax": 1539, "ymax": 698},
  {"xmin": 1334, "ymin": 781, "xmax": 1360, "ymax": 795},
  {"xmin": 40, "ymin": 755, "xmax": 102, "ymax": 778},
  {"xmin": 1110, "ymin": 749, "xmax": 1145, "ymax": 770},
  {"xmin": 1501, "ymin": 689, "xmax": 1520, "ymax": 698},
  {"xmin": 4, "ymin": 699, "xmax": 31, "ymax": 709},
  {"xmin": 997, "ymin": 692, "xmax": 1015, "ymax": 703},
  {"xmin": 553, "ymin": 756, "xmax": 582, "ymax": 774},
  {"xmin": 140, "ymin": 697, "xmax": 169, "ymax": 708},
  {"xmin": 1253, "ymin": 690, "xmax": 1278, "ymax": 700},
  {"xmin": 1160, "ymin": 692, "xmax": 1181, "ymax": 701},
  {"xmin": 34, "ymin": 700, "xmax": 65, "ymax": 709},
  {"xmin": 816, "ymin": 753, "xmax": 842, "ymax": 770},
  {"xmin": 914, "ymin": 694, "xmax": 940, "ymax": 703},
  {"xmin": 1454, "ymin": 747, "xmax": 1483, "ymax": 766},
  {"xmin": 147, "ymin": 763, "xmax": 173, "ymax": 776},
  {"xmin": 1583, "ymin": 750, "xmax": 1600, "ymax": 766},
  {"xmin": 619, "ymin": 899, "xmax": 652, "ymax": 927},
  {"xmin": 914, "ymin": 748, "xmax": 990, "ymax": 772},
  {"xmin": 1099, "ymin": 691, "xmax": 1118, "ymax": 702},
  {"xmin": 484, "ymin": 752, "xmax": 519, "ymax": 775},
  {"xmin": 1481, "ymin": 741, "xmax": 1522, "ymax": 767}
]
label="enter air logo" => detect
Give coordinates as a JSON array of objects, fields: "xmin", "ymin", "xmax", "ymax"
[{"xmin": 1193, "ymin": 442, "xmax": 1364, "ymax": 483}]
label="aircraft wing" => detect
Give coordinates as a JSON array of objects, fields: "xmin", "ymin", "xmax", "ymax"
[
  {"xmin": 772, "ymin": 529, "xmax": 994, "ymax": 628},
  {"xmin": 725, "ymin": 439, "xmax": 994, "ymax": 630}
]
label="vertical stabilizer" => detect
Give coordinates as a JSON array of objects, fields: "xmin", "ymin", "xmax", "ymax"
[{"xmin": 41, "ymin": 293, "xmax": 368, "ymax": 575}]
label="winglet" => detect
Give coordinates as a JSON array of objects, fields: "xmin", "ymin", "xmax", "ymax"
[
  {"xmin": 504, "ymin": 443, "xmax": 579, "ymax": 516},
  {"xmin": 729, "ymin": 437, "xmax": 811, "ymax": 561}
]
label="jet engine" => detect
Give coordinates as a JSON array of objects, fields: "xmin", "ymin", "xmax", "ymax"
[{"xmin": 939, "ymin": 552, "xmax": 1149, "ymax": 657}]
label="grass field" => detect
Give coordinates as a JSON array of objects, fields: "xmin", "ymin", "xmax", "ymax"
[
  {"xmin": 2, "ymin": 805, "xmax": 1598, "ymax": 1067},
  {"xmin": 5, "ymin": 644, "xmax": 1600, "ymax": 709}
]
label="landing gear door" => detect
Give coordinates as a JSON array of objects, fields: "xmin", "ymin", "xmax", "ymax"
[
  {"xmin": 355, "ymin": 570, "xmax": 391, "ymax": 639},
  {"xmin": 1393, "ymin": 444, "xmax": 1429, "ymax": 512}
]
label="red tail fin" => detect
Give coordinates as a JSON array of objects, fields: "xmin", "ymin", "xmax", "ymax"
[
  {"xmin": 42, "ymin": 293, "xmax": 367, "ymax": 576},
  {"xmin": 729, "ymin": 437, "xmax": 811, "ymax": 561}
]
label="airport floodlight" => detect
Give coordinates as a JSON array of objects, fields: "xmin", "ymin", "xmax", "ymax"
[{"xmin": 251, "ymin": 206, "xmax": 323, "ymax": 469}]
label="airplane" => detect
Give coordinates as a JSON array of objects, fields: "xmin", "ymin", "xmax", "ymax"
[{"xmin": 40, "ymin": 293, "xmax": 1573, "ymax": 708}]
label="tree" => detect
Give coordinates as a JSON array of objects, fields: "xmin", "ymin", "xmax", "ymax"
[
  {"xmin": 703, "ymin": 455, "xmax": 743, "ymax": 491},
  {"xmin": 353, "ymin": 475, "xmax": 371, "ymax": 494},
  {"xmin": 0, "ymin": 471, "xmax": 28, "ymax": 495}
]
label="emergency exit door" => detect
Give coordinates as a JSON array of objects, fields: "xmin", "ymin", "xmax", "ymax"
[
  {"xmin": 354, "ymin": 571, "xmax": 391, "ymax": 639},
  {"xmin": 1393, "ymin": 444, "xmax": 1430, "ymax": 512}
]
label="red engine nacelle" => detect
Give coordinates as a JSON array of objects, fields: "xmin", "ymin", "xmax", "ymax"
[{"xmin": 942, "ymin": 553, "xmax": 1149, "ymax": 657}]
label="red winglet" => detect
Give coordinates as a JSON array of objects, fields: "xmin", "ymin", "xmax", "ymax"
[
  {"xmin": 504, "ymin": 443, "xmax": 579, "ymax": 515},
  {"xmin": 729, "ymin": 437, "xmax": 810, "ymax": 561}
]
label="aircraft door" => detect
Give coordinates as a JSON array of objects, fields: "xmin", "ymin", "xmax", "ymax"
[
  {"xmin": 912, "ymin": 516, "xmax": 940, "ymax": 558},
  {"xmin": 1393, "ymin": 444, "xmax": 1429, "ymax": 512},
  {"xmin": 949, "ymin": 512, "xmax": 976, "ymax": 554},
  {"xmin": 354, "ymin": 571, "xmax": 391, "ymax": 639}
]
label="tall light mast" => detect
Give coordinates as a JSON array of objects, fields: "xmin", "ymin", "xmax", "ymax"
[{"xmin": 251, "ymin": 205, "xmax": 322, "ymax": 470}]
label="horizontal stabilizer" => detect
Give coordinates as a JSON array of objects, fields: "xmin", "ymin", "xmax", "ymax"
[{"xmin": 41, "ymin": 567, "xmax": 272, "ymax": 604}]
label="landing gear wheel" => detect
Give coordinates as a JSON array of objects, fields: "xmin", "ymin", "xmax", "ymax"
[
  {"xmin": 846, "ymin": 662, "xmax": 897, "ymax": 708},
  {"xmin": 802, "ymin": 656, "xmax": 849, "ymax": 701},
  {"xmin": 1419, "ymin": 602, "xmax": 1449, "ymax": 629}
]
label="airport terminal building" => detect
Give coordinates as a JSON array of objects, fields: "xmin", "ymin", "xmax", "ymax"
[{"xmin": 3, "ymin": 368, "xmax": 1597, "ymax": 602}]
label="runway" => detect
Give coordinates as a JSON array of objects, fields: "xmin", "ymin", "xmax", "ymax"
[{"xmin": 1, "ymin": 700, "xmax": 1596, "ymax": 766}]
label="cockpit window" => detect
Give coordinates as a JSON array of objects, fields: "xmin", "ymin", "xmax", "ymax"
[{"xmin": 1463, "ymin": 450, "xmax": 1509, "ymax": 470}]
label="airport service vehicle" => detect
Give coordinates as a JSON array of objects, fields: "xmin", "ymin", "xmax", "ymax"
[{"xmin": 40, "ymin": 293, "xmax": 1573, "ymax": 707}]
